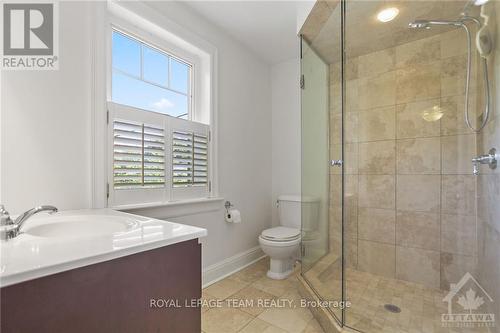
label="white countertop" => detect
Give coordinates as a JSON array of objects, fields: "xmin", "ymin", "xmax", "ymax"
[{"xmin": 0, "ymin": 209, "xmax": 207, "ymax": 287}]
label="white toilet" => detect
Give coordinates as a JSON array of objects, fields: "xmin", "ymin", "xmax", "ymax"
[{"xmin": 259, "ymin": 195, "xmax": 319, "ymax": 280}]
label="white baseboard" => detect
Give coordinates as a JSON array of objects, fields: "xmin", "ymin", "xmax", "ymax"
[{"xmin": 202, "ymin": 246, "xmax": 266, "ymax": 288}]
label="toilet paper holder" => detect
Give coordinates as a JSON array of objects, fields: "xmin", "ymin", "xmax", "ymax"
[
  {"xmin": 224, "ymin": 201, "xmax": 241, "ymax": 223},
  {"xmin": 224, "ymin": 201, "xmax": 233, "ymax": 213}
]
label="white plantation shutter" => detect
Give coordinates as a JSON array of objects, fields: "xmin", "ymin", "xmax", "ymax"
[
  {"xmin": 108, "ymin": 103, "xmax": 167, "ymax": 207},
  {"xmin": 172, "ymin": 131, "xmax": 208, "ymax": 187},
  {"xmin": 113, "ymin": 120, "xmax": 143, "ymax": 188},
  {"xmin": 143, "ymin": 125, "xmax": 166, "ymax": 186},
  {"xmin": 108, "ymin": 102, "xmax": 211, "ymax": 207},
  {"xmin": 193, "ymin": 133, "xmax": 209, "ymax": 185},
  {"xmin": 113, "ymin": 121, "xmax": 165, "ymax": 188},
  {"xmin": 170, "ymin": 117, "xmax": 210, "ymax": 201}
]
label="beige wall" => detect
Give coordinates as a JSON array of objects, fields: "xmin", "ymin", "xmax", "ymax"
[{"xmin": 329, "ymin": 28, "xmax": 481, "ymax": 290}]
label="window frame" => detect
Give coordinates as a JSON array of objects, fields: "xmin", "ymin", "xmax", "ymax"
[
  {"xmin": 111, "ymin": 28, "xmax": 194, "ymax": 120},
  {"xmin": 105, "ymin": 10, "xmax": 210, "ymax": 126},
  {"xmin": 93, "ymin": 2, "xmax": 219, "ymax": 210}
]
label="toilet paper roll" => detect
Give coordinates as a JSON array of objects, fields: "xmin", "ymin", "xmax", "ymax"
[{"xmin": 225, "ymin": 209, "xmax": 241, "ymax": 223}]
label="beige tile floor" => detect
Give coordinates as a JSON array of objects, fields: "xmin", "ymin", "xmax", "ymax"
[
  {"xmin": 202, "ymin": 257, "xmax": 324, "ymax": 333},
  {"xmin": 303, "ymin": 253, "xmax": 492, "ymax": 333}
]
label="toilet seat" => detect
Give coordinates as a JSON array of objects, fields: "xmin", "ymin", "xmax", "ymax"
[{"xmin": 260, "ymin": 226, "xmax": 300, "ymax": 242}]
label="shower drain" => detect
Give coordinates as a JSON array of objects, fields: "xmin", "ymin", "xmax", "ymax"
[{"xmin": 384, "ymin": 304, "xmax": 401, "ymax": 313}]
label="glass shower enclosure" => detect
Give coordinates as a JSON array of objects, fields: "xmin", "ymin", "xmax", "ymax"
[{"xmin": 300, "ymin": 1, "xmax": 500, "ymax": 332}]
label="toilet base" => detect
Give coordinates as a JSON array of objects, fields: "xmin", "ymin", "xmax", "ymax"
[{"xmin": 266, "ymin": 258, "xmax": 294, "ymax": 280}]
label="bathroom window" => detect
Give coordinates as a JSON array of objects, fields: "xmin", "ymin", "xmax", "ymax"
[
  {"xmin": 112, "ymin": 30, "xmax": 192, "ymax": 119},
  {"xmin": 107, "ymin": 25, "xmax": 214, "ymax": 208}
]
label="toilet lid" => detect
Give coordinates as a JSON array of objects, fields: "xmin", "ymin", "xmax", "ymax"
[{"xmin": 261, "ymin": 227, "xmax": 301, "ymax": 241}]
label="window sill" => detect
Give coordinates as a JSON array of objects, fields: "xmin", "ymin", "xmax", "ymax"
[{"xmin": 114, "ymin": 197, "xmax": 224, "ymax": 219}]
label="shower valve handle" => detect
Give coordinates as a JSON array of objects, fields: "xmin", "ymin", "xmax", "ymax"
[{"xmin": 472, "ymin": 148, "xmax": 497, "ymax": 175}]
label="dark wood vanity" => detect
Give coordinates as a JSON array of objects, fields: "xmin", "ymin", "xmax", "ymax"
[{"xmin": 0, "ymin": 239, "xmax": 202, "ymax": 333}]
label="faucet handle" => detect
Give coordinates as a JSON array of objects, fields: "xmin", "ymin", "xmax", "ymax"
[
  {"xmin": 0, "ymin": 205, "xmax": 14, "ymax": 226},
  {"xmin": 472, "ymin": 162, "xmax": 480, "ymax": 176},
  {"xmin": 471, "ymin": 148, "xmax": 497, "ymax": 175}
]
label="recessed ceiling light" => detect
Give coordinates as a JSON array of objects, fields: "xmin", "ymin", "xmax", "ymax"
[
  {"xmin": 474, "ymin": 0, "xmax": 489, "ymax": 5},
  {"xmin": 377, "ymin": 7, "xmax": 399, "ymax": 22}
]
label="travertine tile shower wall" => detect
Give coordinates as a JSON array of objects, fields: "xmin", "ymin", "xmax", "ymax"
[
  {"xmin": 477, "ymin": 0, "xmax": 500, "ymax": 322},
  {"xmin": 329, "ymin": 29, "xmax": 479, "ymax": 290}
]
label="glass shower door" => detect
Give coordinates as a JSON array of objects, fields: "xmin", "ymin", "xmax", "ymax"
[
  {"xmin": 300, "ymin": 0, "xmax": 344, "ymax": 321},
  {"xmin": 300, "ymin": 0, "xmax": 500, "ymax": 332}
]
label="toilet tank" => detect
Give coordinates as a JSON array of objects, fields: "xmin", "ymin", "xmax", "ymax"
[{"xmin": 278, "ymin": 195, "xmax": 319, "ymax": 231}]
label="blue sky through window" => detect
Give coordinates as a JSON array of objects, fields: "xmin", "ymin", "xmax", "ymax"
[
  {"xmin": 170, "ymin": 58, "xmax": 189, "ymax": 94},
  {"xmin": 112, "ymin": 30, "xmax": 190, "ymax": 118},
  {"xmin": 143, "ymin": 45, "xmax": 168, "ymax": 87},
  {"xmin": 112, "ymin": 32, "xmax": 140, "ymax": 77}
]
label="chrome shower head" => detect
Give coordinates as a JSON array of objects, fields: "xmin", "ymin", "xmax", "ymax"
[
  {"xmin": 408, "ymin": 20, "xmax": 431, "ymax": 29},
  {"xmin": 408, "ymin": 19, "xmax": 464, "ymax": 29}
]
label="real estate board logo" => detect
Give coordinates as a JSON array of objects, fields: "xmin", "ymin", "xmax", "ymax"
[
  {"xmin": 1, "ymin": 2, "xmax": 58, "ymax": 70},
  {"xmin": 442, "ymin": 272, "xmax": 495, "ymax": 329}
]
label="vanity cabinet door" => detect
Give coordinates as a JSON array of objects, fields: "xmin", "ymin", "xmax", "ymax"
[{"xmin": 0, "ymin": 239, "xmax": 202, "ymax": 333}]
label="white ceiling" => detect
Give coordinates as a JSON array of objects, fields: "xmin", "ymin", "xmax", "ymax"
[{"xmin": 184, "ymin": 1, "xmax": 299, "ymax": 64}]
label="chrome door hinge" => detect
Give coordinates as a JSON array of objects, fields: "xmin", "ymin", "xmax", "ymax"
[
  {"xmin": 106, "ymin": 183, "xmax": 110, "ymax": 199},
  {"xmin": 331, "ymin": 159, "xmax": 343, "ymax": 167},
  {"xmin": 301, "ymin": 244, "xmax": 306, "ymax": 257},
  {"xmin": 106, "ymin": 109, "xmax": 109, "ymax": 125},
  {"xmin": 208, "ymin": 180, "xmax": 212, "ymax": 192},
  {"xmin": 300, "ymin": 74, "xmax": 305, "ymax": 90}
]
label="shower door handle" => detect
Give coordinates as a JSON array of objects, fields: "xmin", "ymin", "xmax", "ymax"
[{"xmin": 331, "ymin": 159, "xmax": 343, "ymax": 167}]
